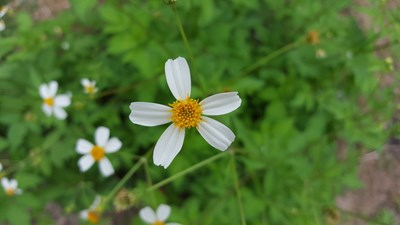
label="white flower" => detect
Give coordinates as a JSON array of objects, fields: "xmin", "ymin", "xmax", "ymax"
[
  {"xmin": 81, "ymin": 78, "xmax": 98, "ymax": 94},
  {"xmin": 39, "ymin": 81, "xmax": 71, "ymax": 120},
  {"xmin": 76, "ymin": 126, "xmax": 122, "ymax": 177},
  {"xmin": 1, "ymin": 177, "xmax": 22, "ymax": 196},
  {"xmin": 80, "ymin": 195, "xmax": 101, "ymax": 224},
  {"xmin": 139, "ymin": 204, "xmax": 181, "ymax": 225},
  {"xmin": 129, "ymin": 57, "xmax": 241, "ymax": 168}
]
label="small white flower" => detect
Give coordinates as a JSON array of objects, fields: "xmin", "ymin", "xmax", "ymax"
[
  {"xmin": 129, "ymin": 57, "xmax": 241, "ymax": 168},
  {"xmin": 76, "ymin": 126, "xmax": 122, "ymax": 177},
  {"xmin": 81, "ymin": 78, "xmax": 98, "ymax": 95},
  {"xmin": 80, "ymin": 195, "xmax": 101, "ymax": 224},
  {"xmin": 139, "ymin": 204, "xmax": 181, "ymax": 225},
  {"xmin": 61, "ymin": 41, "xmax": 70, "ymax": 50},
  {"xmin": 1, "ymin": 177, "xmax": 22, "ymax": 196},
  {"xmin": 39, "ymin": 81, "xmax": 71, "ymax": 120}
]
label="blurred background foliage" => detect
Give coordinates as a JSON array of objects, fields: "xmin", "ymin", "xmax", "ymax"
[{"xmin": 0, "ymin": 0, "xmax": 399, "ymax": 224}]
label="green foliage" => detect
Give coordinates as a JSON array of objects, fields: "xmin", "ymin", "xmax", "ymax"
[{"xmin": 0, "ymin": 0, "xmax": 398, "ymax": 224}]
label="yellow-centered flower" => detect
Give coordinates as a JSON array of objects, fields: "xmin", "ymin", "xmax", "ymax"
[
  {"xmin": 1, "ymin": 177, "xmax": 22, "ymax": 196},
  {"xmin": 129, "ymin": 57, "xmax": 241, "ymax": 168},
  {"xmin": 39, "ymin": 81, "xmax": 71, "ymax": 120},
  {"xmin": 76, "ymin": 126, "xmax": 122, "ymax": 177},
  {"xmin": 140, "ymin": 204, "xmax": 181, "ymax": 225}
]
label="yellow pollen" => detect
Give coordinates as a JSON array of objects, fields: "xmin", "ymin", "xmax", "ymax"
[
  {"xmin": 170, "ymin": 97, "xmax": 202, "ymax": 129},
  {"xmin": 152, "ymin": 221, "xmax": 165, "ymax": 225},
  {"xmin": 90, "ymin": 145, "xmax": 105, "ymax": 161},
  {"xmin": 85, "ymin": 85, "xmax": 96, "ymax": 94},
  {"xmin": 5, "ymin": 188, "xmax": 14, "ymax": 196},
  {"xmin": 43, "ymin": 97, "xmax": 54, "ymax": 106},
  {"xmin": 87, "ymin": 211, "xmax": 100, "ymax": 224}
]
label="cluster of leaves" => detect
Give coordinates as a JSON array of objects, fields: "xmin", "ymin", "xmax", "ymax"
[{"xmin": 0, "ymin": 0, "xmax": 398, "ymax": 224}]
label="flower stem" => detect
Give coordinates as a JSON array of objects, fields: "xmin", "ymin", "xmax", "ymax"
[
  {"xmin": 231, "ymin": 151, "xmax": 247, "ymax": 225},
  {"xmin": 240, "ymin": 41, "xmax": 301, "ymax": 76},
  {"xmin": 147, "ymin": 151, "xmax": 228, "ymax": 192},
  {"xmin": 101, "ymin": 159, "xmax": 144, "ymax": 209}
]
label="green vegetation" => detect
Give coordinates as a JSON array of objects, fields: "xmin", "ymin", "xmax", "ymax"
[{"xmin": 0, "ymin": 0, "xmax": 398, "ymax": 224}]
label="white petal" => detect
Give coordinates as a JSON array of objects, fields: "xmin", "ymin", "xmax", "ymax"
[
  {"xmin": 48, "ymin": 81, "xmax": 58, "ymax": 97},
  {"xmin": 197, "ymin": 116, "xmax": 235, "ymax": 151},
  {"xmin": 129, "ymin": 102, "xmax": 171, "ymax": 127},
  {"xmin": 53, "ymin": 107, "xmax": 67, "ymax": 120},
  {"xmin": 153, "ymin": 124, "xmax": 185, "ymax": 169},
  {"xmin": 0, "ymin": 20, "xmax": 4, "ymax": 32},
  {"xmin": 0, "ymin": 6, "xmax": 9, "ymax": 18},
  {"xmin": 1, "ymin": 178, "xmax": 9, "ymax": 189},
  {"xmin": 39, "ymin": 84, "xmax": 50, "ymax": 98},
  {"xmin": 156, "ymin": 204, "xmax": 171, "ymax": 222},
  {"xmin": 9, "ymin": 179, "xmax": 17, "ymax": 189},
  {"xmin": 81, "ymin": 78, "xmax": 90, "ymax": 87},
  {"xmin": 91, "ymin": 195, "xmax": 102, "ymax": 208},
  {"xmin": 139, "ymin": 207, "xmax": 157, "ymax": 224},
  {"xmin": 99, "ymin": 158, "xmax": 114, "ymax": 177},
  {"xmin": 165, "ymin": 57, "xmax": 191, "ymax": 100},
  {"xmin": 200, "ymin": 92, "xmax": 242, "ymax": 116},
  {"xmin": 104, "ymin": 137, "xmax": 122, "ymax": 153},
  {"xmin": 54, "ymin": 94, "xmax": 71, "ymax": 107},
  {"xmin": 42, "ymin": 104, "xmax": 53, "ymax": 116},
  {"xmin": 78, "ymin": 155, "xmax": 95, "ymax": 172},
  {"xmin": 80, "ymin": 210, "xmax": 88, "ymax": 219},
  {"xmin": 0, "ymin": 162, "xmax": 2, "ymax": 171},
  {"xmin": 76, "ymin": 139, "xmax": 94, "ymax": 154},
  {"xmin": 95, "ymin": 126, "xmax": 110, "ymax": 147}
]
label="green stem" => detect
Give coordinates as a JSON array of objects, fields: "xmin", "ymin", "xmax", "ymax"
[
  {"xmin": 101, "ymin": 159, "xmax": 144, "ymax": 209},
  {"xmin": 147, "ymin": 151, "xmax": 228, "ymax": 192},
  {"xmin": 231, "ymin": 152, "xmax": 247, "ymax": 225},
  {"xmin": 240, "ymin": 41, "xmax": 301, "ymax": 76},
  {"xmin": 143, "ymin": 158, "xmax": 157, "ymax": 207}
]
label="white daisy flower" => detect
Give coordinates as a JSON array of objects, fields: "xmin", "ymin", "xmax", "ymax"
[
  {"xmin": 39, "ymin": 81, "xmax": 71, "ymax": 120},
  {"xmin": 139, "ymin": 204, "xmax": 181, "ymax": 225},
  {"xmin": 81, "ymin": 78, "xmax": 98, "ymax": 94},
  {"xmin": 80, "ymin": 195, "xmax": 101, "ymax": 224},
  {"xmin": 1, "ymin": 177, "xmax": 22, "ymax": 196},
  {"xmin": 129, "ymin": 57, "xmax": 241, "ymax": 168},
  {"xmin": 76, "ymin": 126, "xmax": 122, "ymax": 177}
]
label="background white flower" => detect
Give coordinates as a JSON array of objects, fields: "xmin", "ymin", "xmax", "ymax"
[
  {"xmin": 129, "ymin": 57, "xmax": 241, "ymax": 168},
  {"xmin": 76, "ymin": 126, "xmax": 122, "ymax": 177},
  {"xmin": 1, "ymin": 177, "xmax": 22, "ymax": 196},
  {"xmin": 80, "ymin": 195, "xmax": 102, "ymax": 224},
  {"xmin": 139, "ymin": 204, "xmax": 181, "ymax": 225},
  {"xmin": 39, "ymin": 81, "xmax": 71, "ymax": 120},
  {"xmin": 81, "ymin": 78, "xmax": 98, "ymax": 94}
]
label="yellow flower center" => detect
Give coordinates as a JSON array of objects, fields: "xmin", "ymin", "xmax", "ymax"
[
  {"xmin": 43, "ymin": 97, "xmax": 54, "ymax": 106},
  {"xmin": 5, "ymin": 188, "xmax": 14, "ymax": 196},
  {"xmin": 87, "ymin": 211, "xmax": 100, "ymax": 224},
  {"xmin": 152, "ymin": 221, "xmax": 165, "ymax": 225},
  {"xmin": 170, "ymin": 97, "xmax": 202, "ymax": 129},
  {"xmin": 85, "ymin": 85, "xmax": 96, "ymax": 94},
  {"xmin": 90, "ymin": 145, "xmax": 105, "ymax": 161}
]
